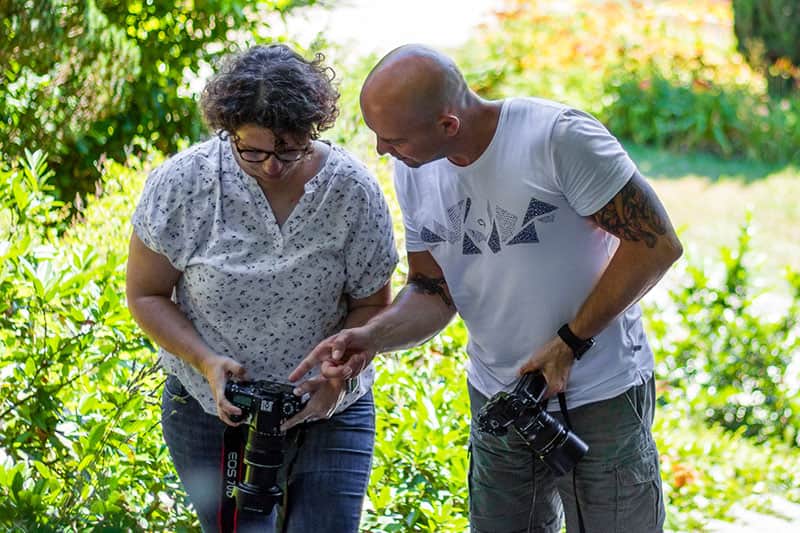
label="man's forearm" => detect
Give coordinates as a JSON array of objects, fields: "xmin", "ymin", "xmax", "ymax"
[
  {"xmin": 570, "ymin": 239, "xmax": 681, "ymax": 339},
  {"xmin": 343, "ymin": 304, "xmax": 387, "ymax": 329},
  {"xmin": 570, "ymin": 171, "xmax": 683, "ymax": 340},
  {"xmin": 364, "ymin": 284, "xmax": 457, "ymax": 353}
]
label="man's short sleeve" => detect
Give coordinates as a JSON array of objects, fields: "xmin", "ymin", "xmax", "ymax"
[
  {"xmin": 551, "ymin": 109, "xmax": 637, "ymax": 216},
  {"xmin": 343, "ymin": 178, "xmax": 399, "ymax": 300},
  {"xmin": 131, "ymin": 154, "xmax": 210, "ymax": 271},
  {"xmin": 392, "ymin": 163, "xmax": 427, "ymax": 252}
]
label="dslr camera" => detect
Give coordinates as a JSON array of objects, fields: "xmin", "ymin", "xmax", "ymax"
[
  {"xmin": 224, "ymin": 380, "xmax": 306, "ymax": 514},
  {"xmin": 476, "ymin": 371, "xmax": 589, "ymax": 476}
]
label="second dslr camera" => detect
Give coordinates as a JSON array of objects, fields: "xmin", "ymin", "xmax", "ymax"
[{"xmin": 476, "ymin": 371, "xmax": 589, "ymax": 476}]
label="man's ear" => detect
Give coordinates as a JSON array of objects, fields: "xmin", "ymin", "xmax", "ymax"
[{"xmin": 439, "ymin": 114, "xmax": 461, "ymax": 137}]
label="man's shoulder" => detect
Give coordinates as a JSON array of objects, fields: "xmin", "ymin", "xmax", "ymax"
[
  {"xmin": 508, "ymin": 96, "xmax": 571, "ymax": 116},
  {"xmin": 502, "ymin": 97, "xmax": 573, "ymax": 142}
]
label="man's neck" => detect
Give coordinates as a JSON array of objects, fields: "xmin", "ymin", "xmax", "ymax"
[{"xmin": 446, "ymin": 99, "xmax": 503, "ymax": 167}]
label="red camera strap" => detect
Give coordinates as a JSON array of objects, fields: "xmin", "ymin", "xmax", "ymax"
[{"xmin": 218, "ymin": 425, "xmax": 246, "ymax": 533}]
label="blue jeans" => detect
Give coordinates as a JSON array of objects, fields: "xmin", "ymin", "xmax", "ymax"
[
  {"xmin": 161, "ymin": 375, "xmax": 375, "ymax": 532},
  {"xmin": 468, "ymin": 376, "xmax": 665, "ymax": 533}
]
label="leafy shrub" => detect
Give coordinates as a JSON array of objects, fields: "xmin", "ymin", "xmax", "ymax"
[
  {"xmin": 364, "ymin": 321, "xmax": 471, "ymax": 533},
  {"xmin": 603, "ymin": 58, "xmax": 800, "ymax": 162},
  {"xmin": 656, "ymin": 393, "xmax": 800, "ymax": 532},
  {"xmin": 461, "ymin": 0, "xmax": 800, "ymax": 163},
  {"xmin": 0, "ymin": 1, "xmax": 141, "ymax": 198},
  {"xmin": 733, "ymin": 0, "xmax": 800, "ymax": 97},
  {"xmin": 0, "ymin": 0, "xmax": 318, "ymax": 201},
  {"xmin": 0, "ymin": 151, "xmax": 197, "ymax": 530},
  {"xmin": 647, "ymin": 218, "xmax": 800, "ymax": 446}
]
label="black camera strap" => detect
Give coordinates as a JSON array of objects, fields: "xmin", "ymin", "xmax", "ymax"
[
  {"xmin": 557, "ymin": 392, "xmax": 586, "ymax": 533},
  {"xmin": 219, "ymin": 425, "xmax": 247, "ymax": 533}
]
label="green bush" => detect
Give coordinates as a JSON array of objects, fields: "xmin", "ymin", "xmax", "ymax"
[
  {"xmin": 603, "ymin": 66, "xmax": 749, "ymax": 158},
  {"xmin": 602, "ymin": 62, "xmax": 800, "ymax": 162},
  {"xmin": 0, "ymin": 151, "xmax": 197, "ymax": 530},
  {"xmin": 733, "ymin": 0, "xmax": 800, "ymax": 97},
  {"xmin": 0, "ymin": 0, "xmax": 318, "ymax": 201},
  {"xmin": 364, "ymin": 322, "xmax": 471, "ymax": 533},
  {"xmin": 646, "ymin": 218, "xmax": 800, "ymax": 446},
  {"xmin": 0, "ymin": 1, "xmax": 141, "ymax": 199},
  {"xmin": 460, "ymin": 0, "xmax": 800, "ymax": 163},
  {"xmin": 656, "ymin": 394, "xmax": 800, "ymax": 532}
]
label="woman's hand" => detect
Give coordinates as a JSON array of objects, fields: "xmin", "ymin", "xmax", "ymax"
[
  {"xmin": 280, "ymin": 376, "xmax": 347, "ymax": 431},
  {"xmin": 200, "ymin": 354, "xmax": 248, "ymax": 426}
]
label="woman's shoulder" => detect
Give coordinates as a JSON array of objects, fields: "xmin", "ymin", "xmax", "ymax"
[
  {"xmin": 326, "ymin": 143, "xmax": 384, "ymax": 198},
  {"xmin": 147, "ymin": 137, "xmax": 226, "ymax": 195}
]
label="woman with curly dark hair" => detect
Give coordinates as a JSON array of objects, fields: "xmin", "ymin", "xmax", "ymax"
[{"xmin": 126, "ymin": 44, "xmax": 397, "ymax": 532}]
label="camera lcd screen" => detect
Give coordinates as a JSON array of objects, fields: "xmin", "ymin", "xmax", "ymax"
[{"xmin": 232, "ymin": 393, "xmax": 253, "ymax": 407}]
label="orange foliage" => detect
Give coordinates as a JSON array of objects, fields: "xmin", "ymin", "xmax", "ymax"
[
  {"xmin": 477, "ymin": 0, "xmax": 764, "ymax": 97},
  {"xmin": 671, "ymin": 461, "xmax": 699, "ymax": 488}
]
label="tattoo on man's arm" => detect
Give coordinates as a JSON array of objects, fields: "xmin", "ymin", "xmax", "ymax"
[
  {"xmin": 591, "ymin": 178, "xmax": 667, "ymax": 248},
  {"xmin": 408, "ymin": 273, "xmax": 455, "ymax": 309}
]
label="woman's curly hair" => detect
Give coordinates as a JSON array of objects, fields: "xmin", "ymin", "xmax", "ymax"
[{"xmin": 201, "ymin": 44, "xmax": 339, "ymax": 141}]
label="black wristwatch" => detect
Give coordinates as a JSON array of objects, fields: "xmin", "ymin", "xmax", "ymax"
[{"xmin": 557, "ymin": 323, "xmax": 594, "ymax": 360}]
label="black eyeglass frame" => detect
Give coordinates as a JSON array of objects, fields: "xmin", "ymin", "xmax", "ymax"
[{"xmin": 218, "ymin": 130, "xmax": 311, "ymax": 163}]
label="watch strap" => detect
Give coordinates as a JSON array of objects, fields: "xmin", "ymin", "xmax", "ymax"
[{"xmin": 557, "ymin": 323, "xmax": 594, "ymax": 360}]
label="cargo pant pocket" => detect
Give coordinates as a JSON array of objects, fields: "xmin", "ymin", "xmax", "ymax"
[{"xmin": 614, "ymin": 448, "xmax": 664, "ymax": 533}]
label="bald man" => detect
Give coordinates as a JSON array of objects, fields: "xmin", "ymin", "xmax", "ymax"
[{"xmin": 291, "ymin": 44, "xmax": 681, "ymax": 533}]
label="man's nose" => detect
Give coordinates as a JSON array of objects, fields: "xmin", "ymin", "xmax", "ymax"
[{"xmin": 376, "ymin": 138, "xmax": 390, "ymax": 156}]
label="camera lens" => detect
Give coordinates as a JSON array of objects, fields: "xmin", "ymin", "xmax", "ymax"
[
  {"xmin": 234, "ymin": 426, "xmax": 285, "ymax": 512},
  {"xmin": 235, "ymin": 481, "xmax": 282, "ymax": 514},
  {"xmin": 518, "ymin": 408, "xmax": 588, "ymax": 476},
  {"xmin": 540, "ymin": 430, "xmax": 589, "ymax": 477}
]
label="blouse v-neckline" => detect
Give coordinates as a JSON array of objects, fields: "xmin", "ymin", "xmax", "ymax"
[{"xmin": 239, "ymin": 143, "xmax": 336, "ymax": 241}]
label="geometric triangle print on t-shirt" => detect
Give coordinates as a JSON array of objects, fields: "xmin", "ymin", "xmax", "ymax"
[
  {"xmin": 507, "ymin": 221, "xmax": 539, "ymax": 245},
  {"xmin": 487, "ymin": 220, "xmax": 502, "ymax": 253},
  {"xmin": 495, "ymin": 206, "xmax": 518, "ymax": 242},
  {"xmin": 421, "ymin": 225, "xmax": 446, "ymax": 243},
  {"xmin": 462, "ymin": 232, "xmax": 482, "ymax": 254},
  {"xmin": 521, "ymin": 197, "xmax": 558, "ymax": 227}
]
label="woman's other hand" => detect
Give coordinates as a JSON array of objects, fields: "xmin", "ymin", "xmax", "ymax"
[{"xmin": 200, "ymin": 354, "xmax": 248, "ymax": 426}]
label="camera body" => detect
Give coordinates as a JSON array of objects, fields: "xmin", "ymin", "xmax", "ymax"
[
  {"xmin": 476, "ymin": 371, "xmax": 589, "ymax": 476},
  {"xmin": 224, "ymin": 380, "xmax": 306, "ymax": 514}
]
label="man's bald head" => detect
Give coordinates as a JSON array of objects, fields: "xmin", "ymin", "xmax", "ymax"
[{"xmin": 361, "ymin": 44, "xmax": 468, "ymax": 124}]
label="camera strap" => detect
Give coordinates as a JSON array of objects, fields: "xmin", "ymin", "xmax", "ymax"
[
  {"xmin": 218, "ymin": 425, "xmax": 246, "ymax": 533},
  {"xmin": 217, "ymin": 425, "xmax": 303, "ymax": 532},
  {"xmin": 557, "ymin": 392, "xmax": 586, "ymax": 533}
]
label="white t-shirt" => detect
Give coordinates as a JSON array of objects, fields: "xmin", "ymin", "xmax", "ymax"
[
  {"xmin": 394, "ymin": 97, "xmax": 653, "ymax": 409},
  {"xmin": 133, "ymin": 137, "xmax": 398, "ymax": 415}
]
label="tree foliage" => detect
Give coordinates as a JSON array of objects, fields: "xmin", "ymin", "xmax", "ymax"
[
  {"xmin": 733, "ymin": 0, "xmax": 800, "ymax": 97},
  {"xmin": 0, "ymin": 0, "xmax": 316, "ymax": 200}
]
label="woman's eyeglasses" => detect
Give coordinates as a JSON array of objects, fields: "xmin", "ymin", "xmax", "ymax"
[{"xmin": 219, "ymin": 131, "xmax": 310, "ymax": 163}]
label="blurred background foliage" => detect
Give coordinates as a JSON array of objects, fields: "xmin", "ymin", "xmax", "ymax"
[
  {"xmin": 461, "ymin": 0, "xmax": 800, "ymax": 162},
  {"xmin": 0, "ymin": 0, "xmax": 317, "ymax": 201},
  {"xmin": 1, "ymin": 0, "xmax": 799, "ymax": 531}
]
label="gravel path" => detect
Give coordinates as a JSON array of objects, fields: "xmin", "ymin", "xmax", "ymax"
[{"xmin": 705, "ymin": 497, "xmax": 800, "ymax": 533}]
